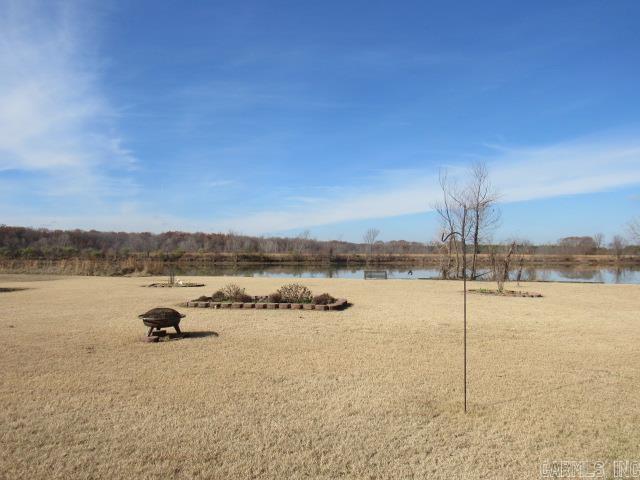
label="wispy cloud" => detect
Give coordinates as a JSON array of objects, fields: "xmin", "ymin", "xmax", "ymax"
[
  {"xmin": 208, "ymin": 131, "xmax": 640, "ymax": 235},
  {"xmin": 205, "ymin": 179, "xmax": 237, "ymax": 188},
  {"xmin": 1, "ymin": 2, "xmax": 638, "ymax": 238},
  {"xmin": 0, "ymin": 0, "xmax": 136, "ymax": 198},
  {"xmin": 0, "ymin": 209, "xmax": 206, "ymax": 233},
  {"xmin": 7, "ymin": 129, "xmax": 637, "ymax": 236}
]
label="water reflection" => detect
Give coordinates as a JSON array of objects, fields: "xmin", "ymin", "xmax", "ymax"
[{"xmin": 172, "ymin": 264, "xmax": 640, "ymax": 284}]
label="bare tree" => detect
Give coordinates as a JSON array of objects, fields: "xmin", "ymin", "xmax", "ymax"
[
  {"xmin": 167, "ymin": 266, "xmax": 176, "ymax": 286},
  {"xmin": 434, "ymin": 229, "xmax": 454, "ymax": 279},
  {"xmin": 557, "ymin": 236, "xmax": 598, "ymax": 255},
  {"xmin": 629, "ymin": 218, "xmax": 640, "ymax": 244},
  {"xmin": 468, "ymin": 162, "xmax": 500, "ymax": 279},
  {"xmin": 435, "ymin": 166, "xmax": 495, "ymax": 279},
  {"xmin": 436, "ymin": 177, "xmax": 473, "ymax": 414},
  {"xmin": 512, "ymin": 240, "xmax": 532, "ymax": 285},
  {"xmin": 593, "ymin": 233, "xmax": 605, "ymax": 251},
  {"xmin": 489, "ymin": 241, "xmax": 515, "ymax": 293},
  {"xmin": 225, "ymin": 230, "xmax": 242, "ymax": 253},
  {"xmin": 294, "ymin": 230, "xmax": 312, "ymax": 254},
  {"xmin": 225, "ymin": 230, "xmax": 243, "ymax": 263},
  {"xmin": 363, "ymin": 228, "xmax": 380, "ymax": 256},
  {"xmin": 434, "ymin": 172, "xmax": 460, "ymax": 276},
  {"xmin": 434, "ymin": 170, "xmax": 473, "ymax": 278},
  {"xmin": 610, "ymin": 235, "xmax": 627, "ymax": 260}
]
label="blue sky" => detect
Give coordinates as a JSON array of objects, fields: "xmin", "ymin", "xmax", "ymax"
[{"xmin": 1, "ymin": 0, "xmax": 639, "ymax": 243}]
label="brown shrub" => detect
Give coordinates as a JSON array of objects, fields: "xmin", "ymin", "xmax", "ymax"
[
  {"xmin": 312, "ymin": 293, "xmax": 336, "ymax": 305},
  {"xmin": 277, "ymin": 283, "xmax": 313, "ymax": 304},
  {"xmin": 211, "ymin": 290, "xmax": 227, "ymax": 302},
  {"xmin": 220, "ymin": 284, "xmax": 253, "ymax": 302},
  {"xmin": 268, "ymin": 292, "xmax": 283, "ymax": 303}
]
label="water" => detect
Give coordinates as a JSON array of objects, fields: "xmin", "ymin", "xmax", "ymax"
[{"xmin": 173, "ymin": 265, "xmax": 640, "ymax": 284}]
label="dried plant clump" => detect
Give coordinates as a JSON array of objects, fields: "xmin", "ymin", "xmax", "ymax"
[
  {"xmin": 221, "ymin": 284, "xmax": 244, "ymax": 300},
  {"xmin": 209, "ymin": 284, "xmax": 253, "ymax": 302},
  {"xmin": 312, "ymin": 293, "xmax": 336, "ymax": 305},
  {"xmin": 276, "ymin": 283, "xmax": 313, "ymax": 304},
  {"xmin": 267, "ymin": 292, "xmax": 283, "ymax": 303},
  {"xmin": 211, "ymin": 290, "xmax": 227, "ymax": 302}
]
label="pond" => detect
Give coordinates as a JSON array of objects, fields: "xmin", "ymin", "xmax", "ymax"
[{"xmin": 171, "ymin": 265, "xmax": 640, "ymax": 284}]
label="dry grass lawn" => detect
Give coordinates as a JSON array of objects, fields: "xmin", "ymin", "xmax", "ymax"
[{"xmin": 1, "ymin": 275, "xmax": 639, "ymax": 479}]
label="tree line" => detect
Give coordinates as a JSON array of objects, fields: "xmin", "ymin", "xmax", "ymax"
[
  {"xmin": 0, "ymin": 223, "xmax": 637, "ymax": 260},
  {"xmin": 1, "ymin": 164, "xmax": 638, "ymax": 262},
  {"xmin": 0, "ymin": 226, "xmax": 432, "ymax": 259}
]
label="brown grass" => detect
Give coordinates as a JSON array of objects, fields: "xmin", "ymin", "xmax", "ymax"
[{"xmin": 1, "ymin": 275, "xmax": 639, "ymax": 479}]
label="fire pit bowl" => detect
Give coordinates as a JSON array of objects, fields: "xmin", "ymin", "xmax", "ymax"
[{"xmin": 139, "ymin": 307, "xmax": 185, "ymax": 336}]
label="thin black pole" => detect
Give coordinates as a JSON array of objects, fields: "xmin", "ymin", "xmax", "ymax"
[
  {"xmin": 442, "ymin": 229, "xmax": 469, "ymax": 414},
  {"xmin": 462, "ymin": 236, "xmax": 467, "ymax": 414},
  {"xmin": 463, "ymin": 263, "xmax": 467, "ymax": 413}
]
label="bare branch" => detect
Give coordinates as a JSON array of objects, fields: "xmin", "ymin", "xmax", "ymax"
[
  {"xmin": 629, "ymin": 218, "xmax": 640, "ymax": 243},
  {"xmin": 363, "ymin": 228, "xmax": 380, "ymax": 255}
]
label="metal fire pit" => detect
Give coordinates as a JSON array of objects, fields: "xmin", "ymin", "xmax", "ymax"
[{"xmin": 138, "ymin": 307, "xmax": 185, "ymax": 337}]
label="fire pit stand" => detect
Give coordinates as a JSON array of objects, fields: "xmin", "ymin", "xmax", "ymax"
[{"xmin": 138, "ymin": 308, "xmax": 185, "ymax": 337}]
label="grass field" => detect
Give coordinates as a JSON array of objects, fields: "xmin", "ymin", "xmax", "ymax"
[{"xmin": 1, "ymin": 275, "xmax": 639, "ymax": 479}]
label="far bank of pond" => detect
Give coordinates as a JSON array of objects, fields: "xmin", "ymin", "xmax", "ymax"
[
  {"xmin": 168, "ymin": 265, "xmax": 640, "ymax": 284},
  {"xmin": 1, "ymin": 254, "xmax": 640, "ymax": 284}
]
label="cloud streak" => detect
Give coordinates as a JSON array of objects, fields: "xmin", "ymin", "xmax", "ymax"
[
  {"xmin": 9, "ymin": 130, "xmax": 636, "ymax": 236},
  {"xmin": 0, "ymin": 0, "xmax": 135, "ymax": 198},
  {"xmin": 1, "ymin": 3, "xmax": 638, "ymax": 239},
  {"xmin": 209, "ymin": 132, "xmax": 640, "ymax": 235}
]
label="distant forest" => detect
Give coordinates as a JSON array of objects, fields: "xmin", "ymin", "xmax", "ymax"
[{"xmin": 0, "ymin": 225, "xmax": 636, "ymax": 259}]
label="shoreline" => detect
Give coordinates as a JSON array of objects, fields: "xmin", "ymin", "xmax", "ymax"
[
  {"xmin": 0, "ymin": 272, "xmax": 635, "ymax": 286},
  {"xmin": 0, "ymin": 252, "xmax": 639, "ymax": 276}
]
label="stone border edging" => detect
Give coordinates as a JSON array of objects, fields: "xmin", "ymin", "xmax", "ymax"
[
  {"xmin": 468, "ymin": 289, "xmax": 542, "ymax": 298},
  {"xmin": 184, "ymin": 298, "xmax": 348, "ymax": 311}
]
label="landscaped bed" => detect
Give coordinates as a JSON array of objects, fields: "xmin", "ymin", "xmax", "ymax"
[
  {"xmin": 0, "ymin": 287, "xmax": 27, "ymax": 293},
  {"xmin": 184, "ymin": 283, "xmax": 349, "ymax": 311},
  {"xmin": 469, "ymin": 288, "xmax": 543, "ymax": 298},
  {"xmin": 147, "ymin": 281, "xmax": 205, "ymax": 288}
]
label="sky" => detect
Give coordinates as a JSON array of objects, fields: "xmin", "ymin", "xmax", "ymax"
[{"xmin": 1, "ymin": 0, "xmax": 639, "ymax": 244}]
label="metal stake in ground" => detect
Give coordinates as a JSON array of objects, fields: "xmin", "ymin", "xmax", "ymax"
[{"xmin": 442, "ymin": 229, "xmax": 468, "ymax": 413}]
